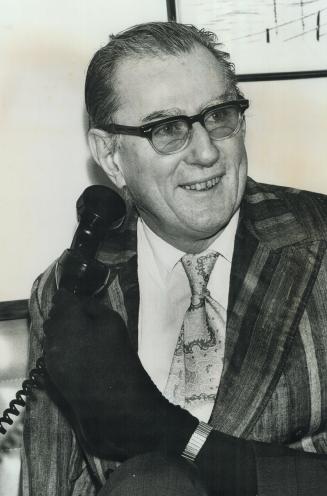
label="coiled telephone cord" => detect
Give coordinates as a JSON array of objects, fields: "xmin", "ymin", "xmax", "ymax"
[{"xmin": 0, "ymin": 357, "xmax": 46, "ymax": 435}]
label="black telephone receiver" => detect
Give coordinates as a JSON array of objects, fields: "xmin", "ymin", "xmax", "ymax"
[
  {"xmin": 0, "ymin": 186, "xmax": 126, "ymax": 434},
  {"xmin": 56, "ymin": 185, "xmax": 126, "ymax": 297}
]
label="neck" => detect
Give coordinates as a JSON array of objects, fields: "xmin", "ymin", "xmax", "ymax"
[
  {"xmin": 167, "ymin": 232, "xmax": 223, "ymax": 254},
  {"xmin": 139, "ymin": 218, "xmax": 224, "ymax": 254}
]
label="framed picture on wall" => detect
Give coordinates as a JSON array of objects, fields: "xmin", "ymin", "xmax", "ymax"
[{"xmin": 166, "ymin": 0, "xmax": 327, "ymax": 81}]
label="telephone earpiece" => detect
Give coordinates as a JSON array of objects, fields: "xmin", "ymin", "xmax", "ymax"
[{"xmin": 55, "ymin": 186, "xmax": 126, "ymax": 297}]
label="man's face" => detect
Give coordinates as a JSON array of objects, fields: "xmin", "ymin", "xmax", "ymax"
[{"xmin": 108, "ymin": 44, "xmax": 247, "ymax": 252}]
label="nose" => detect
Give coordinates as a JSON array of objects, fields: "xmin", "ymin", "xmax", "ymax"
[{"xmin": 184, "ymin": 122, "xmax": 220, "ymax": 168}]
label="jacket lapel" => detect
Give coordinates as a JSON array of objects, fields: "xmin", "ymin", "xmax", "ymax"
[{"xmin": 210, "ymin": 179, "xmax": 325, "ymax": 437}]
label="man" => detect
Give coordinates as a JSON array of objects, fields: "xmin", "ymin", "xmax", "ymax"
[{"xmin": 21, "ymin": 22, "xmax": 327, "ymax": 495}]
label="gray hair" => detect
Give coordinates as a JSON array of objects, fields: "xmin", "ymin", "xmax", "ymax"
[{"xmin": 85, "ymin": 21, "xmax": 241, "ymax": 129}]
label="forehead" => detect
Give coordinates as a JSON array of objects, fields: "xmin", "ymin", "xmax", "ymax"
[{"xmin": 113, "ymin": 45, "xmax": 231, "ymax": 124}]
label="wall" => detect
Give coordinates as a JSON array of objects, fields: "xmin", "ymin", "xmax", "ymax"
[
  {"xmin": 0, "ymin": 0, "xmax": 167, "ymax": 301},
  {"xmin": 240, "ymin": 77, "xmax": 327, "ymax": 193},
  {"xmin": 1, "ymin": 2, "xmax": 327, "ymax": 300}
]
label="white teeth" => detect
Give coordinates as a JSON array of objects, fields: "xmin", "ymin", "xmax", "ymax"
[{"xmin": 181, "ymin": 176, "xmax": 220, "ymax": 191}]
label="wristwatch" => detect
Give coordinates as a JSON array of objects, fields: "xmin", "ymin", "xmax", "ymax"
[{"xmin": 182, "ymin": 421, "xmax": 213, "ymax": 462}]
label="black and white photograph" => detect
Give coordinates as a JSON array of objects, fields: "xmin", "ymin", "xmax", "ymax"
[{"xmin": 1, "ymin": 0, "xmax": 327, "ymax": 495}]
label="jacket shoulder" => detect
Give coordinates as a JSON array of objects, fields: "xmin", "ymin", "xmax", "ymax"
[
  {"xmin": 245, "ymin": 178, "xmax": 327, "ymax": 242},
  {"xmin": 29, "ymin": 261, "xmax": 57, "ymax": 322}
]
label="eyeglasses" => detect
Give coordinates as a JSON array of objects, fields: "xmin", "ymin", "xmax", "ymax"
[{"xmin": 104, "ymin": 99, "xmax": 249, "ymax": 155}]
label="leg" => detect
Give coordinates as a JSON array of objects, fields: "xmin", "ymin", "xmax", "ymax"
[{"xmin": 98, "ymin": 452, "xmax": 208, "ymax": 496}]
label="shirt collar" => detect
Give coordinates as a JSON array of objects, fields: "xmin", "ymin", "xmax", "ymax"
[{"xmin": 138, "ymin": 209, "xmax": 239, "ymax": 281}]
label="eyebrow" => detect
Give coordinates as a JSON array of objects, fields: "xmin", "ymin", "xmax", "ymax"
[
  {"xmin": 141, "ymin": 108, "xmax": 181, "ymax": 124},
  {"xmin": 201, "ymin": 90, "xmax": 237, "ymax": 111},
  {"xmin": 140, "ymin": 90, "xmax": 237, "ymax": 124}
]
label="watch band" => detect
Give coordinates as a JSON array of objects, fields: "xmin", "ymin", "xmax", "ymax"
[{"xmin": 181, "ymin": 421, "xmax": 213, "ymax": 462}]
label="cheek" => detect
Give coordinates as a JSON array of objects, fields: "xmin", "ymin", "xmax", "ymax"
[
  {"xmin": 226, "ymin": 139, "xmax": 247, "ymax": 177},
  {"xmin": 119, "ymin": 140, "xmax": 178, "ymax": 196},
  {"xmin": 116, "ymin": 148, "xmax": 161, "ymax": 212},
  {"xmin": 222, "ymin": 142, "xmax": 247, "ymax": 201},
  {"xmin": 118, "ymin": 143, "xmax": 148, "ymax": 188},
  {"xmin": 234, "ymin": 149, "xmax": 248, "ymax": 203}
]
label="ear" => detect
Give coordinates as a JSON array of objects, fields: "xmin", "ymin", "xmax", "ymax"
[
  {"xmin": 88, "ymin": 128, "xmax": 126, "ymax": 190},
  {"xmin": 241, "ymin": 116, "xmax": 246, "ymax": 138}
]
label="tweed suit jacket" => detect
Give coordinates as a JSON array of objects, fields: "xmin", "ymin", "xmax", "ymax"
[{"xmin": 21, "ymin": 177, "xmax": 327, "ymax": 495}]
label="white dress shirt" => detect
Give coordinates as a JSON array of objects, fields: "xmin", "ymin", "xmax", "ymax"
[{"xmin": 137, "ymin": 211, "xmax": 239, "ymax": 421}]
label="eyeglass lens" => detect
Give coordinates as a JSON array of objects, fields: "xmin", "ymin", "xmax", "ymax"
[{"xmin": 151, "ymin": 106, "xmax": 241, "ymax": 153}]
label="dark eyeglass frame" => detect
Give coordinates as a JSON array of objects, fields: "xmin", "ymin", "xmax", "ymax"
[{"xmin": 103, "ymin": 98, "xmax": 249, "ymax": 154}]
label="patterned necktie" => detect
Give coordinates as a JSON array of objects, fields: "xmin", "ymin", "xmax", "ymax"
[{"xmin": 164, "ymin": 252, "xmax": 226, "ymax": 415}]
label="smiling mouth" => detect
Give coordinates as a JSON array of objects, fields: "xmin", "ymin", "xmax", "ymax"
[{"xmin": 180, "ymin": 175, "xmax": 221, "ymax": 192}]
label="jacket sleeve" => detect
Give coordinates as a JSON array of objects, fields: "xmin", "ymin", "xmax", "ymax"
[
  {"xmin": 20, "ymin": 266, "xmax": 96, "ymax": 496},
  {"xmin": 253, "ymin": 441, "xmax": 327, "ymax": 496},
  {"xmin": 195, "ymin": 428, "xmax": 327, "ymax": 495}
]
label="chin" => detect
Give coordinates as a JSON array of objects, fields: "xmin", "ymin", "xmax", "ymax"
[
  {"xmin": 194, "ymin": 208, "xmax": 231, "ymax": 230},
  {"xmin": 187, "ymin": 220, "xmax": 226, "ymax": 240}
]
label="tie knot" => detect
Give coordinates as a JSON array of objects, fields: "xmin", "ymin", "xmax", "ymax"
[{"xmin": 182, "ymin": 252, "xmax": 218, "ymax": 305}]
